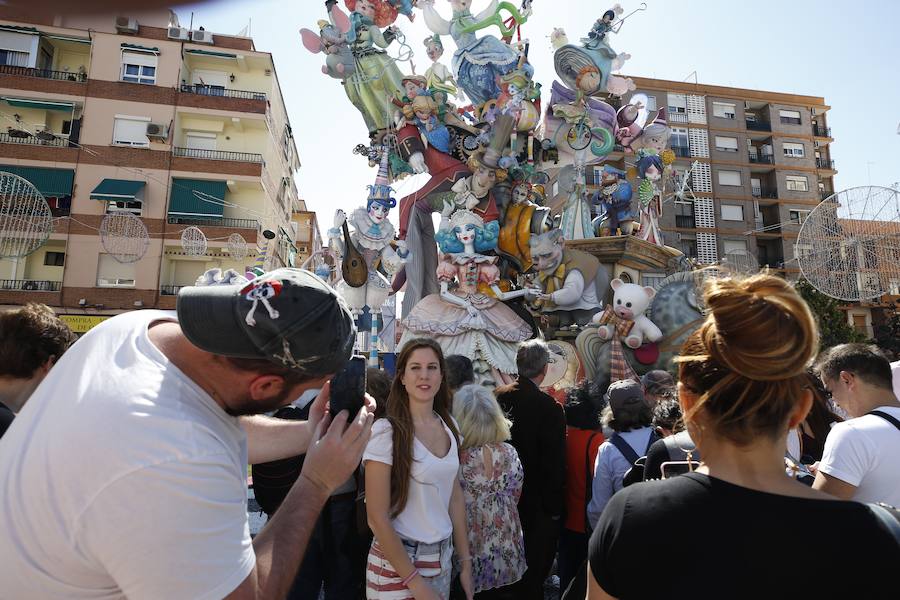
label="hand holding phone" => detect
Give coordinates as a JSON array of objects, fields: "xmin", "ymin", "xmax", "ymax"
[{"xmin": 329, "ymin": 356, "xmax": 367, "ymax": 419}]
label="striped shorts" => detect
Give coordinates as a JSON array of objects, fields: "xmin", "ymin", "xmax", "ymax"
[{"xmin": 365, "ymin": 536, "xmax": 452, "ymax": 599}]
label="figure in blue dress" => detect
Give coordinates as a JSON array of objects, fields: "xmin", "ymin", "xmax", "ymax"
[{"xmin": 421, "ymin": 0, "xmax": 533, "ymax": 107}]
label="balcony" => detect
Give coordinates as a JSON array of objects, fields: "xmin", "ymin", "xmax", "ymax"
[
  {"xmin": 0, "ymin": 64, "xmax": 87, "ymax": 82},
  {"xmin": 160, "ymin": 285, "xmax": 186, "ymax": 296},
  {"xmin": 748, "ymin": 153, "xmax": 774, "ymax": 165},
  {"xmin": 816, "ymin": 158, "xmax": 836, "ymax": 170},
  {"xmin": 0, "ymin": 131, "xmax": 70, "ymax": 147},
  {"xmin": 675, "ymin": 215, "xmax": 696, "ymax": 229},
  {"xmin": 669, "ymin": 112, "xmax": 688, "ymax": 124},
  {"xmin": 752, "ymin": 187, "xmax": 777, "ymax": 199},
  {"xmin": 0, "ymin": 279, "xmax": 62, "ymax": 291},
  {"xmin": 745, "ymin": 119, "xmax": 771, "ymax": 132},
  {"xmin": 671, "ymin": 145, "xmax": 690, "ymax": 158},
  {"xmin": 173, "ymin": 147, "xmax": 264, "ymax": 164},
  {"xmin": 812, "ymin": 125, "xmax": 832, "ymax": 138},
  {"xmin": 179, "ymin": 84, "xmax": 267, "ymax": 101},
  {"xmin": 167, "ymin": 215, "xmax": 259, "ymax": 229}
]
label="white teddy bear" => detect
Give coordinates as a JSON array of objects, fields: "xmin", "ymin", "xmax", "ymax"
[{"xmin": 593, "ymin": 278, "xmax": 663, "ymax": 349}]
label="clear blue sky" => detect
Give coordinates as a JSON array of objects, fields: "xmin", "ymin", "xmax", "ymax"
[{"xmin": 175, "ymin": 0, "xmax": 900, "ymax": 234}]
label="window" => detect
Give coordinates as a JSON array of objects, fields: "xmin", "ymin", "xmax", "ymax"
[
  {"xmin": 113, "ymin": 115, "xmax": 150, "ymax": 147},
  {"xmin": 644, "ymin": 95, "xmax": 657, "ymax": 111},
  {"xmin": 675, "ymin": 201, "xmax": 695, "ymax": 228},
  {"xmin": 185, "ymin": 132, "xmax": 216, "ymax": 151},
  {"xmin": 793, "ymin": 244, "xmax": 813, "ymax": 260},
  {"xmin": 783, "ymin": 142, "xmax": 805, "ymax": 158},
  {"xmin": 680, "ymin": 239, "xmax": 698, "ymax": 259},
  {"xmin": 789, "ymin": 209, "xmax": 810, "ymax": 225},
  {"xmin": 720, "ymin": 204, "xmax": 744, "ymax": 221},
  {"xmin": 717, "ymin": 170, "xmax": 742, "ymax": 187},
  {"xmin": 642, "ymin": 273, "xmax": 666, "ymax": 289},
  {"xmin": 786, "ymin": 175, "xmax": 809, "ymax": 192},
  {"xmin": 0, "ymin": 49, "xmax": 29, "ymax": 67},
  {"xmin": 106, "ymin": 199, "xmax": 143, "ymax": 216},
  {"xmin": 97, "ymin": 254, "xmax": 136, "ymax": 287},
  {"xmin": 715, "ymin": 136, "xmax": 739, "ymax": 152},
  {"xmin": 62, "ymin": 120, "xmax": 72, "ymax": 135},
  {"xmin": 44, "ymin": 251, "xmax": 65, "ymax": 266},
  {"xmin": 668, "ymin": 93, "xmax": 687, "ymax": 113},
  {"xmin": 121, "ymin": 50, "xmax": 157, "ymax": 84},
  {"xmin": 779, "ymin": 109, "xmax": 802, "ymax": 125},
  {"xmin": 722, "ymin": 239, "xmax": 748, "ymax": 255},
  {"xmin": 713, "ymin": 102, "xmax": 736, "ymax": 119},
  {"xmin": 670, "ymin": 127, "xmax": 688, "ymax": 149}
]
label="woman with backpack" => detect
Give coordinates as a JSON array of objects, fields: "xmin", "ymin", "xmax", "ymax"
[
  {"xmin": 586, "ymin": 380, "xmax": 656, "ymax": 530},
  {"xmin": 587, "ymin": 274, "xmax": 900, "ymax": 599},
  {"xmin": 363, "ymin": 338, "xmax": 474, "ymax": 600}
]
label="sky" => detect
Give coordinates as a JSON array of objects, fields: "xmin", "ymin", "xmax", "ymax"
[{"xmin": 174, "ymin": 0, "xmax": 900, "ymax": 237}]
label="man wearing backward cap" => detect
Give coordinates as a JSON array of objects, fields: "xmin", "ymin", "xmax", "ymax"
[{"xmin": 0, "ymin": 268, "xmax": 375, "ymax": 600}]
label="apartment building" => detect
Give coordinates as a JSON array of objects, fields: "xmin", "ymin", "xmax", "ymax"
[{"xmin": 0, "ymin": 8, "xmax": 321, "ymax": 330}]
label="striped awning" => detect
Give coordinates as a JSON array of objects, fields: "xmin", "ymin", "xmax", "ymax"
[
  {"xmin": 3, "ymin": 97, "xmax": 74, "ymax": 112},
  {"xmin": 90, "ymin": 179, "xmax": 146, "ymax": 201},
  {"xmin": 121, "ymin": 43, "xmax": 159, "ymax": 54},
  {"xmin": 185, "ymin": 48, "xmax": 237, "ymax": 59}
]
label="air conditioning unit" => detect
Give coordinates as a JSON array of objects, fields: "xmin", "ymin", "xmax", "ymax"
[
  {"xmin": 115, "ymin": 16, "xmax": 139, "ymax": 33},
  {"xmin": 190, "ymin": 30, "xmax": 214, "ymax": 44},
  {"xmin": 146, "ymin": 123, "xmax": 169, "ymax": 139},
  {"xmin": 167, "ymin": 27, "xmax": 189, "ymax": 40}
]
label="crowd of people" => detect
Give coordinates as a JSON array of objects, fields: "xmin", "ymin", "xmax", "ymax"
[{"xmin": 0, "ymin": 269, "xmax": 899, "ymax": 600}]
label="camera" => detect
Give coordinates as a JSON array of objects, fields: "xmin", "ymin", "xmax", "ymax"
[{"xmin": 329, "ymin": 355, "xmax": 367, "ymax": 419}]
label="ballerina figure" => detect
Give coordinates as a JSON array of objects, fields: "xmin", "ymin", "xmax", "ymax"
[{"xmin": 400, "ymin": 209, "xmax": 532, "ymax": 385}]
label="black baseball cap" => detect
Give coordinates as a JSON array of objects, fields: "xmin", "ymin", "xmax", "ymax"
[{"xmin": 177, "ymin": 268, "xmax": 355, "ymax": 376}]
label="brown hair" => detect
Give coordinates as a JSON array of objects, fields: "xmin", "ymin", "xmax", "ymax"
[
  {"xmin": 366, "ymin": 367, "xmax": 392, "ymax": 419},
  {"xmin": 675, "ymin": 273, "xmax": 818, "ymax": 445},
  {"xmin": 0, "ymin": 303, "xmax": 76, "ymax": 378},
  {"xmin": 384, "ymin": 338, "xmax": 459, "ymax": 518}
]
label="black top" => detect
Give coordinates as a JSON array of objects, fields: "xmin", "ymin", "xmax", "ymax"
[
  {"xmin": 590, "ymin": 473, "xmax": 900, "ymax": 599},
  {"xmin": 495, "ymin": 377, "xmax": 566, "ymax": 519},
  {"xmin": 0, "ymin": 401, "xmax": 14, "ymax": 440},
  {"xmin": 642, "ymin": 430, "xmax": 699, "ymax": 481}
]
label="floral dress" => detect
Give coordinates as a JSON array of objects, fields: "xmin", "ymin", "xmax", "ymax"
[{"xmin": 458, "ymin": 442, "xmax": 526, "ymax": 593}]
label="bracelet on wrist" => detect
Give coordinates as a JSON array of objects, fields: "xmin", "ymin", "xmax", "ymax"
[{"xmin": 401, "ymin": 568, "xmax": 420, "ymax": 586}]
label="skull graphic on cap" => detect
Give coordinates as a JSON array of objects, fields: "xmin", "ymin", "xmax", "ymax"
[{"xmin": 241, "ymin": 280, "xmax": 282, "ymax": 326}]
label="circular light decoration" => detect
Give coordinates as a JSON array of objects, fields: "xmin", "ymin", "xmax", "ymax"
[
  {"xmin": 798, "ymin": 186, "xmax": 900, "ymax": 301},
  {"xmin": 0, "ymin": 171, "xmax": 53, "ymax": 258},
  {"xmin": 721, "ymin": 250, "xmax": 758, "ymax": 276},
  {"xmin": 180, "ymin": 226, "xmax": 208, "ymax": 257},
  {"xmin": 100, "ymin": 213, "xmax": 149, "ymax": 263},
  {"xmin": 226, "ymin": 233, "xmax": 248, "ymax": 261}
]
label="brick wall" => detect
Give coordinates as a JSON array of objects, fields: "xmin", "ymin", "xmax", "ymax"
[
  {"xmin": 0, "ymin": 142, "xmax": 79, "ymax": 163},
  {"xmin": 86, "ymin": 79, "xmax": 176, "ymax": 106},
  {"xmin": 170, "ymin": 156, "xmax": 262, "ymax": 177},
  {"xmin": 0, "ymin": 290, "xmax": 61, "ymax": 306},
  {"xmin": 61, "ymin": 286, "xmax": 158, "ymax": 310},
  {"xmin": 137, "ymin": 26, "xmax": 254, "ymax": 51},
  {"xmin": 175, "ymin": 91, "xmax": 267, "ymax": 114},
  {"xmin": 80, "ymin": 145, "xmax": 171, "ymax": 169},
  {"xmin": 0, "ymin": 73, "xmax": 87, "ymax": 96},
  {"xmin": 67, "ymin": 214, "xmax": 165, "ymax": 236}
]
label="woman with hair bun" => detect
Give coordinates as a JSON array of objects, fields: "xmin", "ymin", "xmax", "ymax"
[{"xmin": 587, "ymin": 274, "xmax": 899, "ymax": 599}]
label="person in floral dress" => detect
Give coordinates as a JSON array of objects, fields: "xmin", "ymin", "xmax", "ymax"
[{"xmin": 452, "ymin": 384, "xmax": 526, "ymax": 598}]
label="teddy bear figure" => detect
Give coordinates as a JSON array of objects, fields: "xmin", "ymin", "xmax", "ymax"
[{"xmin": 593, "ymin": 278, "xmax": 663, "ymax": 349}]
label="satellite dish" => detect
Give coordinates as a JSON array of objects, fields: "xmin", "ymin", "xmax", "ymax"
[
  {"xmin": 797, "ymin": 186, "xmax": 900, "ymax": 301},
  {"xmin": 0, "ymin": 172, "xmax": 53, "ymax": 258}
]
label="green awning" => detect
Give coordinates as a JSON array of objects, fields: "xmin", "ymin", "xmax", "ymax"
[
  {"xmin": 0, "ymin": 165, "xmax": 74, "ymax": 198},
  {"xmin": 121, "ymin": 43, "xmax": 159, "ymax": 54},
  {"xmin": 168, "ymin": 178, "xmax": 226, "ymax": 217},
  {"xmin": 3, "ymin": 97, "xmax": 74, "ymax": 112},
  {"xmin": 185, "ymin": 48, "xmax": 237, "ymax": 59},
  {"xmin": 90, "ymin": 179, "xmax": 145, "ymax": 201},
  {"xmin": 0, "ymin": 25, "xmax": 39, "ymax": 34},
  {"xmin": 43, "ymin": 34, "xmax": 91, "ymax": 44}
]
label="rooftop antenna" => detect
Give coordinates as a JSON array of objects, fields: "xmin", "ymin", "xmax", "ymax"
[{"xmin": 683, "ymin": 71, "xmax": 698, "ymax": 84}]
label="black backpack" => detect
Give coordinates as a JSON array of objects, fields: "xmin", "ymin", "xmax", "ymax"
[
  {"xmin": 613, "ymin": 430, "xmax": 659, "ymax": 488},
  {"xmin": 251, "ymin": 405, "xmax": 309, "ymax": 517}
]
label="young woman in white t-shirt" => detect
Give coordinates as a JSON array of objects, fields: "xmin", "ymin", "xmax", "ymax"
[{"xmin": 364, "ymin": 338, "xmax": 474, "ymax": 600}]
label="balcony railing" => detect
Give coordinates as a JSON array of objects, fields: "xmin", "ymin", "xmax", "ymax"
[
  {"xmin": 748, "ymin": 153, "xmax": 774, "ymax": 164},
  {"xmin": 668, "ymin": 112, "xmax": 688, "ymax": 124},
  {"xmin": 173, "ymin": 146, "xmax": 264, "ymax": 164},
  {"xmin": 0, "ymin": 131, "xmax": 69, "ymax": 147},
  {"xmin": 675, "ymin": 216, "xmax": 696, "ymax": 229},
  {"xmin": 167, "ymin": 215, "xmax": 260, "ymax": 229},
  {"xmin": 752, "ymin": 187, "xmax": 777, "ymax": 199},
  {"xmin": 160, "ymin": 285, "xmax": 186, "ymax": 296},
  {"xmin": 745, "ymin": 119, "xmax": 771, "ymax": 131},
  {"xmin": 179, "ymin": 84, "xmax": 267, "ymax": 101},
  {"xmin": 816, "ymin": 158, "xmax": 835, "ymax": 170},
  {"xmin": 0, "ymin": 64, "xmax": 87, "ymax": 82},
  {"xmin": 812, "ymin": 125, "xmax": 832, "ymax": 138},
  {"xmin": 671, "ymin": 145, "xmax": 690, "ymax": 158},
  {"xmin": 0, "ymin": 279, "xmax": 61, "ymax": 291}
]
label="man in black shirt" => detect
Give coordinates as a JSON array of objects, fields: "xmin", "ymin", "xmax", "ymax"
[
  {"xmin": 495, "ymin": 339, "xmax": 566, "ymax": 600},
  {"xmin": 0, "ymin": 303, "xmax": 76, "ymax": 439}
]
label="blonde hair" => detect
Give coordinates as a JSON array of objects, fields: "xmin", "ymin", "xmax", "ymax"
[
  {"xmin": 465, "ymin": 153, "xmax": 508, "ymax": 183},
  {"xmin": 452, "ymin": 384, "xmax": 511, "ymax": 450},
  {"xmin": 402, "ymin": 95, "xmax": 438, "ymax": 120},
  {"xmin": 675, "ymin": 273, "xmax": 818, "ymax": 445}
]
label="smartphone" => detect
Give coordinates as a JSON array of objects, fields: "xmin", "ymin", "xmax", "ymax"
[
  {"xmin": 660, "ymin": 460, "xmax": 701, "ymax": 480},
  {"xmin": 329, "ymin": 355, "xmax": 367, "ymax": 419}
]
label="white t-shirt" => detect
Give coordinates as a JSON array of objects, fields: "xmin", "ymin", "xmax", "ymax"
[
  {"xmin": 363, "ymin": 416, "xmax": 459, "ymax": 544},
  {"xmin": 891, "ymin": 361, "xmax": 900, "ymax": 401},
  {"xmin": 818, "ymin": 405, "xmax": 900, "ymax": 506},
  {"xmin": 0, "ymin": 310, "xmax": 255, "ymax": 600}
]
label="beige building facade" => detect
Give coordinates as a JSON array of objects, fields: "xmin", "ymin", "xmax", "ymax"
[{"xmin": 0, "ymin": 8, "xmax": 322, "ymax": 328}]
